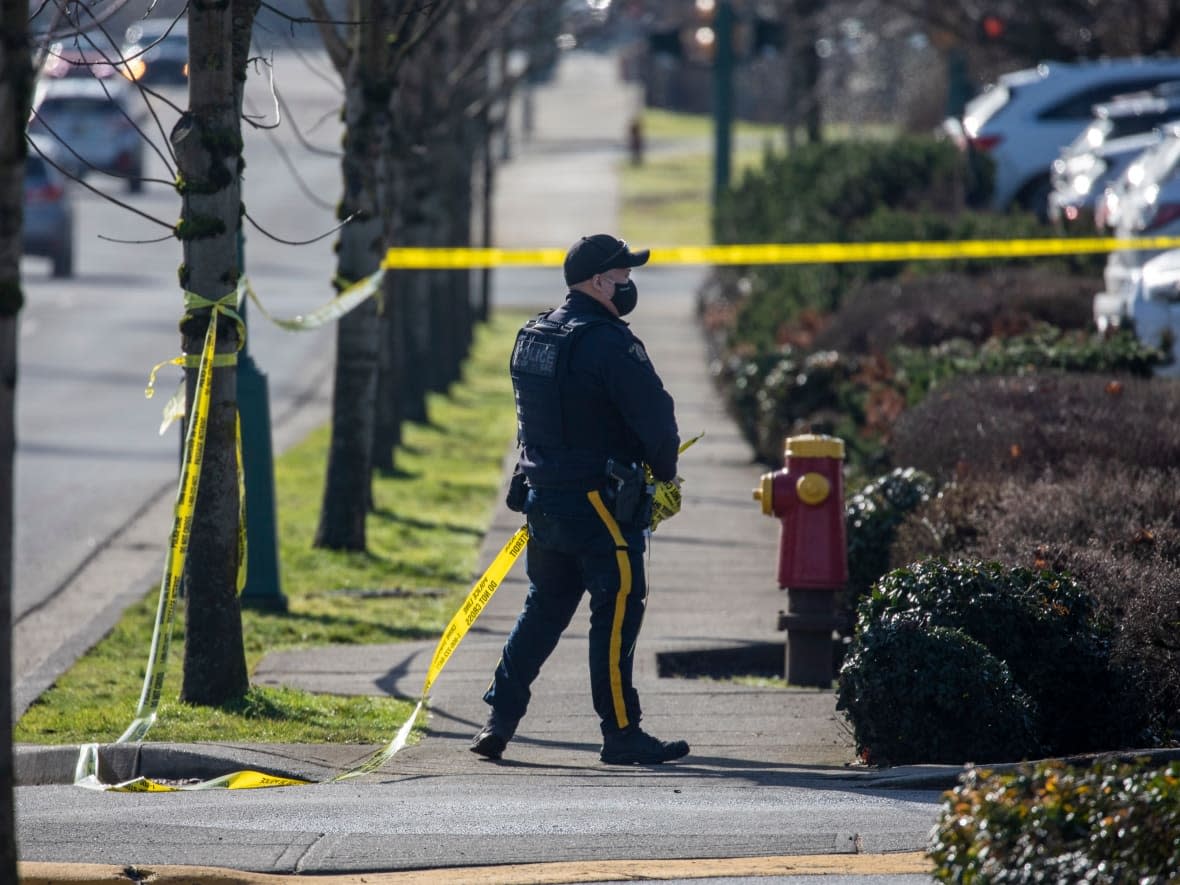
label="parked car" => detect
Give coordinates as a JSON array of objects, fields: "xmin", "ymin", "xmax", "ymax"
[
  {"xmin": 1094, "ymin": 141, "xmax": 1162, "ymax": 233},
  {"xmin": 1093, "ymin": 125, "xmax": 1180, "ymax": 357},
  {"xmin": 22, "ymin": 141, "xmax": 75, "ymax": 278},
  {"xmin": 1049, "ymin": 129, "xmax": 1165, "ymax": 228},
  {"xmin": 121, "ymin": 18, "xmax": 188, "ymax": 86},
  {"xmin": 1049, "ymin": 89, "xmax": 1180, "ymax": 227},
  {"xmin": 27, "ymin": 77, "xmax": 145, "ymax": 193},
  {"xmin": 942, "ymin": 58, "xmax": 1180, "ymax": 217},
  {"xmin": 1094, "ymin": 247, "xmax": 1180, "ymax": 377},
  {"xmin": 39, "ymin": 42, "xmax": 122, "ymax": 80}
]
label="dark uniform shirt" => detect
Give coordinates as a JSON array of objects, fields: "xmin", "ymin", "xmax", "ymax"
[{"xmin": 516, "ymin": 291, "xmax": 679, "ymax": 489}]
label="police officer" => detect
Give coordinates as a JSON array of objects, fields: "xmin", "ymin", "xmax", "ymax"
[{"xmin": 471, "ymin": 234, "xmax": 689, "ymax": 765}]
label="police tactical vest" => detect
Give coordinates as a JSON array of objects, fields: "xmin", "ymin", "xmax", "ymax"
[{"xmin": 510, "ymin": 312, "xmax": 612, "ymax": 449}]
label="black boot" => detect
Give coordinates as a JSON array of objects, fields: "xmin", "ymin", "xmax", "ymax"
[
  {"xmin": 470, "ymin": 710, "xmax": 518, "ymax": 760},
  {"xmin": 600, "ymin": 726, "xmax": 689, "ymax": 765}
]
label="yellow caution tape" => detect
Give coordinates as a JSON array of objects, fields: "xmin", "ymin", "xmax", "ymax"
[
  {"xmin": 650, "ymin": 480, "xmax": 681, "ymax": 532},
  {"xmin": 79, "ymin": 523, "xmax": 531, "ymax": 791},
  {"xmin": 332, "ymin": 525, "xmax": 530, "ymax": 782},
  {"xmin": 647, "ymin": 433, "xmax": 704, "ymax": 532},
  {"xmin": 74, "ymin": 743, "xmax": 309, "ymax": 792},
  {"xmin": 382, "ymin": 236, "xmax": 1180, "ymax": 269},
  {"xmin": 118, "ymin": 296, "xmax": 225, "ymax": 747},
  {"xmin": 241, "ymin": 270, "xmax": 385, "ymax": 331}
]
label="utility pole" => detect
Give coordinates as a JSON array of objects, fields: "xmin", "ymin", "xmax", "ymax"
[
  {"xmin": 236, "ymin": 228, "xmax": 288, "ymax": 611},
  {"xmin": 712, "ymin": 0, "xmax": 734, "ymax": 211}
]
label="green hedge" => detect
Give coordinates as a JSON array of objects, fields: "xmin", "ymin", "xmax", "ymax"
[
  {"xmin": 837, "ymin": 615, "xmax": 1041, "ymax": 766},
  {"xmin": 930, "ymin": 759, "xmax": 1180, "ymax": 882},
  {"xmin": 837, "ymin": 559, "xmax": 1151, "ymax": 764},
  {"xmin": 844, "ymin": 468, "xmax": 937, "ymax": 618},
  {"xmin": 717, "ymin": 327, "xmax": 1161, "ymax": 475},
  {"xmin": 711, "ymin": 136, "xmax": 1102, "ymax": 351}
]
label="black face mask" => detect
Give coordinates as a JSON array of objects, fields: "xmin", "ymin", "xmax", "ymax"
[{"xmin": 611, "ymin": 279, "xmax": 638, "ymax": 317}]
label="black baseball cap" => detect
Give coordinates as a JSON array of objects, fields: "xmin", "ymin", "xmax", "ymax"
[{"xmin": 563, "ymin": 234, "xmax": 650, "ymax": 286}]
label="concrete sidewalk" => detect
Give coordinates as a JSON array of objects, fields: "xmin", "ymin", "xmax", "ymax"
[{"xmin": 260, "ymin": 49, "xmax": 857, "ymax": 777}]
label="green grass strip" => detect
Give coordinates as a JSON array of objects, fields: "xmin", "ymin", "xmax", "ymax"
[{"xmin": 16, "ymin": 310, "xmax": 526, "ymax": 745}]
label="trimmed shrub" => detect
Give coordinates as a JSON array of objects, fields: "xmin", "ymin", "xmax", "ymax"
[
  {"xmin": 891, "ymin": 465, "xmax": 1180, "ymax": 740},
  {"xmin": 850, "ymin": 207, "xmax": 1104, "ymax": 282},
  {"xmin": 812, "ymin": 268, "xmax": 1097, "ymax": 355},
  {"xmin": 929, "ymin": 760, "xmax": 1180, "ymax": 883},
  {"xmin": 711, "ymin": 346, "xmax": 891, "ymax": 475},
  {"xmin": 890, "ymin": 371, "xmax": 1177, "ymax": 483},
  {"xmin": 712, "ymin": 135, "xmax": 1103, "ymax": 351},
  {"xmin": 836, "ymin": 615, "xmax": 1041, "ymax": 766},
  {"xmin": 855, "ymin": 559, "xmax": 1147, "ymax": 755},
  {"xmin": 844, "ymin": 468, "xmax": 938, "ymax": 619},
  {"xmin": 715, "ymin": 331, "xmax": 1162, "ymax": 475},
  {"xmin": 715, "ymin": 137, "xmax": 977, "ymax": 347}
]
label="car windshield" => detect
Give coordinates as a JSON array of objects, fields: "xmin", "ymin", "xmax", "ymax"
[
  {"xmin": 29, "ymin": 96, "xmax": 119, "ymax": 131},
  {"xmin": 1106, "ymin": 108, "xmax": 1180, "ymax": 140}
]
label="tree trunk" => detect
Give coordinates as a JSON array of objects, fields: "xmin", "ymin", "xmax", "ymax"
[
  {"xmin": 401, "ymin": 263, "xmax": 432, "ymax": 421},
  {"xmin": 370, "ymin": 271, "xmax": 404, "ymax": 474},
  {"xmin": 179, "ymin": 311, "xmax": 247, "ymax": 704},
  {"xmin": 0, "ymin": 3, "xmax": 31, "ymax": 874},
  {"xmin": 174, "ymin": 0, "xmax": 258, "ymax": 705},
  {"xmin": 314, "ymin": 0, "xmax": 388, "ymax": 549},
  {"xmin": 478, "ymin": 105, "xmax": 494, "ymax": 322}
]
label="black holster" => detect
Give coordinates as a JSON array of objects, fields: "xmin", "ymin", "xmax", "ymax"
[
  {"xmin": 604, "ymin": 459, "xmax": 651, "ymax": 526},
  {"xmin": 506, "ymin": 466, "xmax": 529, "ymax": 513}
]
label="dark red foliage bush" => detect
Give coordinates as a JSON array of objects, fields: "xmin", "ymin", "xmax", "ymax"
[
  {"xmin": 889, "ymin": 373, "xmax": 1180, "ymax": 482},
  {"xmin": 812, "ymin": 268, "xmax": 1097, "ymax": 355}
]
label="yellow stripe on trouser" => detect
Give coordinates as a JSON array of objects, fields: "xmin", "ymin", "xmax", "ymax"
[{"xmin": 586, "ymin": 490, "xmax": 632, "ymax": 730}]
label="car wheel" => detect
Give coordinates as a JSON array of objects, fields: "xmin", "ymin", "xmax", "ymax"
[
  {"xmin": 1018, "ymin": 175, "xmax": 1052, "ymax": 223},
  {"xmin": 51, "ymin": 242, "xmax": 74, "ymax": 278}
]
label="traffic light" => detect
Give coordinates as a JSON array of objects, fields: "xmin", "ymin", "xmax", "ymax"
[{"xmin": 980, "ymin": 13, "xmax": 1005, "ymax": 41}]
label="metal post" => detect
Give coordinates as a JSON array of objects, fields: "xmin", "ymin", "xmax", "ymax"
[
  {"xmin": 236, "ymin": 228, "xmax": 288, "ymax": 611},
  {"xmin": 712, "ymin": 0, "xmax": 734, "ymax": 210}
]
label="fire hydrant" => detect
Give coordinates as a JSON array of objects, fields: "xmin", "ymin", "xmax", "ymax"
[{"xmin": 752, "ymin": 434, "xmax": 848, "ymax": 687}]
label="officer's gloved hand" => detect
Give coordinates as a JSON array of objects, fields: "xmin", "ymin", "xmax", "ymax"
[{"xmin": 649, "ymin": 476, "xmax": 683, "ymax": 532}]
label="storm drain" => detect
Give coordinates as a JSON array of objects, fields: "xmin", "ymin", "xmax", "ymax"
[{"xmin": 656, "ymin": 642, "xmax": 784, "ymax": 680}]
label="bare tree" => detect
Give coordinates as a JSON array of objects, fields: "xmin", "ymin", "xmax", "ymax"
[
  {"xmin": 176, "ymin": 0, "xmax": 261, "ymax": 704},
  {"xmin": 876, "ymin": 0, "xmax": 1180, "ymax": 80},
  {"xmin": 310, "ymin": 0, "xmax": 546, "ymax": 539},
  {"xmin": 309, "ymin": 0, "xmax": 453, "ymax": 550},
  {"xmin": 0, "ymin": 0, "xmax": 30, "ymax": 871},
  {"xmin": 373, "ymin": 0, "xmax": 547, "ymax": 473}
]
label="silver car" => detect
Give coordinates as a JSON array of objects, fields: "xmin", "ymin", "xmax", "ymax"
[
  {"xmin": 22, "ymin": 142, "xmax": 75, "ymax": 277},
  {"xmin": 27, "ymin": 77, "xmax": 145, "ymax": 193},
  {"xmin": 121, "ymin": 18, "xmax": 188, "ymax": 86}
]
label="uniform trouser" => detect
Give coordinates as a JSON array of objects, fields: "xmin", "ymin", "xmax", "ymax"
[{"xmin": 483, "ymin": 486, "xmax": 648, "ymax": 737}]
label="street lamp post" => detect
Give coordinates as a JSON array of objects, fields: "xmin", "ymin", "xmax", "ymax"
[
  {"xmin": 236, "ymin": 230, "xmax": 288, "ymax": 612},
  {"xmin": 712, "ymin": 0, "xmax": 734, "ymax": 211}
]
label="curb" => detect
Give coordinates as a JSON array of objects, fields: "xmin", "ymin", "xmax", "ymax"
[{"xmin": 18, "ymin": 851, "xmax": 935, "ymax": 884}]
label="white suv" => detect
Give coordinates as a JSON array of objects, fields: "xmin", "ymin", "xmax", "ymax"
[{"xmin": 944, "ymin": 58, "xmax": 1180, "ymax": 216}]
